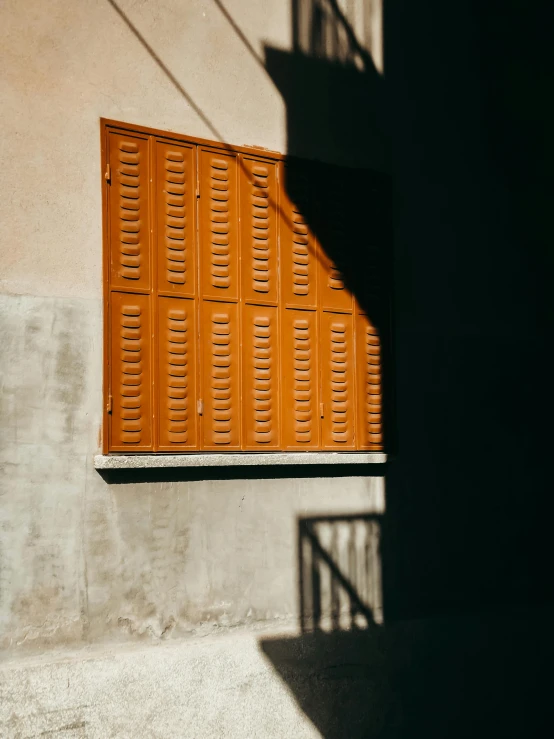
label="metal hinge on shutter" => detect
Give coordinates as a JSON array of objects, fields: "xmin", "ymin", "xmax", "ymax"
[
  {"xmin": 105, "ymin": 163, "xmax": 111, "ymax": 183},
  {"xmin": 197, "ymin": 399, "xmax": 203, "ymax": 415},
  {"xmin": 107, "ymin": 394, "xmax": 113, "ymax": 414}
]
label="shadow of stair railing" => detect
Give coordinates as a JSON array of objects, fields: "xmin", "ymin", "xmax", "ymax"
[{"xmin": 299, "ymin": 514, "xmax": 383, "ymax": 633}]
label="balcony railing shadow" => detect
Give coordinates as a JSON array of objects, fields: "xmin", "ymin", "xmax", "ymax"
[
  {"xmin": 299, "ymin": 514, "xmax": 383, "ymax": 633},
  {"xmin": 261, "ymin": 510, "xmax": 554, "ymax": 738}
]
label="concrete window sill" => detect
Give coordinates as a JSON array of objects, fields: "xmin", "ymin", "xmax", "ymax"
[{"xmin": 93, "ymin": 452, "xmax": 387, "ymax": 470}]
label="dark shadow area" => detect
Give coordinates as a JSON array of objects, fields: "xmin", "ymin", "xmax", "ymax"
[
  {"xmin": 260, "ymin": 0, "xmax": 554, "ymax": 735},
  {"xmin": 261, "ymin": 607, "xmax": 554, "ymax": 738},
  {"xmin": 97, "ymin": 462, "xmax": 387, "ymax": 485},
  {"xmin": 264, "ymin": 0, "xmax": 554, "ymax": 618},
  {"xmin": 264, "ymin": 509, "xmax": 554, "ymax": 738},
  {"xmin": 265, "ymin": 0, "xmax": 387, "ymax": 170}
]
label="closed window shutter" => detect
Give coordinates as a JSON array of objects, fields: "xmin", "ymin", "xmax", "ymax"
[
  {"xmin": 280, "ymin": 164, "xmax": 318, "ymax": 310},
  {"xmin": 157, "ymin": 296, "xmax": 198, "ymax": 450},
  {"xmin": 242, "ymin": 304, "xmax": 280, "ymax": 449},
  {"xmin": 109, "ymin": 291, "xmax": 153, "ymax": 450},
  {"xmin": 103, "ymin": 122, "xmax": 387, "ymax": 453},
  {"xmin": 108, "ymin": 132, "xmax": 151, "ymax": 290},
  {"xmin": 356, "ymin": 311, "xmax": 383, "ymax": 449},
  {"xmin": 198, "ymin": 148, "xmax": 241, "ymax": 449},
  {"xmin": 107, "ymin": 130, "xmax": 153, "ymax": 451},
  {"xmin": 281, "ymin": 308, "xmax": 320, "ymax": 449},
  {"xmin": 320, "ymin": 311, "xmax": 356, "ymax": 449},
  {"xmin": 154, "ymin": 141, "xmax": 196, "ymax": 297},
  {"xmin": 240, "ymin": 155, "xmax": 280, "ymax": 449}
]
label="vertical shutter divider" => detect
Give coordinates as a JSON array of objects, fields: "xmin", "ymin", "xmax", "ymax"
[
  {"xmin": 195, "ymin": 144, "xmax": 204, "ymax": 449},
  {"xmin": 276, "ymin": 161, "xmax": 283, "ymax": 450},
  {"xmin": 101, "ymin": 123, "xmax": 111, "ymax": 454},
  {"xmin": 314, "ymin": 169, "xmax": 322, "ymax": 450},
  {"xmin": 237, "ymin": 154, "xmax": 243, "ymax": 449},
  {"xmin": 150, "ymin": 133, "xmax": 160, "ymax": 452}
]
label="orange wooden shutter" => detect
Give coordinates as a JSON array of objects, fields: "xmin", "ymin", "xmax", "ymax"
[
  {"xmin": 199, "ymin": 148, "xmax": 239, "ymax": 301},
  {"xmin": 320, "ymin": 311, "xmax": 356, "ymax": 448},
  {"xmin": 280, "ymin": 164, "xmax": 318, "ymax": 310},
  {"xmin": 157, "ymin": 296, "xmax": 198, "ymax": 450},
  {"xmin": 109, "ymin": 291, "xmax": 153, "ymax": 450},
  {"xmin": 198, "ymin": 146, "xmax": 241, "ymax": 450},
  {"xmin": 318, "ymin": 242, "xmax": 353, "ymax": 313},
  {"xmin": 316, "ymin": 174, "xmax": 353, "ymax": 314},
  {"xmin": 104, "ymin": 121, "xmax": 389, "ymax": 454},
  {"xmin": 201, "ymin": 301, "xmax": 241, "ymax": 449},
  {"xmin": 241, "ymin": 304, "xmax": 280, "ymax": 449},
  {"xmin": 154, "ymin": 141, "xmax": 196, "ymax": 297},
  {"xmin": 239, "ymin": 156, "xmax": 279, "ymax": 304},
  {"xmin": 355, "ymin": 311, "xmax": 383, "ymax": 450},
  {"xmin": 107, "ymin": 131, "xmax": 151, "ymax": 290},
  {"xmin": 281, "ymin": 308, "xmax": 320, "ymax": 449}
]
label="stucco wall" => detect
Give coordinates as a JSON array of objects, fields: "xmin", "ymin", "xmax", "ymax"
[{"xmin": 0, "ymin": 0, "xmax": 385, "ymax": 654}]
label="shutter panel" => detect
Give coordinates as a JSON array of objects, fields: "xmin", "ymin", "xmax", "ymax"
[
  {"xmin": 199, "ymin": 149, "xmax": 239, "ymax": 300},
  {"xmin": 316, "ymin": 173, "xmax": 353, "ymax": 313},
  {"xmin": 109, "ymin": 291, "xmax": 152, "ymax": 450},
  {"xmin": 320, "ymin": 312, "xmax": 356, "ymax": 448},
  {"xmin": 104, "ymin": 121, "xmax": 389, "ymax": 454},
  {"xmin": 355, "ymin": 312, "xmax": 383, "ymax": 449},
  {"xmin": 201, "ymin": 301, "xmax": 240, "ymax": 449},
  {"xmin": 281, "ymin": 309, "xmax": 319, "ymax": 449},
  {"xmin": 240, "ymin": 156, "xmax": 279, "ymax": 305},
  {"xmin": 242, "ymin": 305, "xmax": 280, "ymax": 449},
  {"xmin": 318, "ymin": 241, "xmax": 352, "ymax": 313},
  {"xmin": 155, "ymin": 141, "xmax": 196, "ymax": 296},
  {"xmin": 157, "ymin": 297, "xmax": 198, "ymax": 450},
  {"xmin": 108, "ymin": 131, "xmax": 151, "ymax": 290},
  {"xmin": 280, "ymin": 164, "xmax": 317, "ymax": 310}
]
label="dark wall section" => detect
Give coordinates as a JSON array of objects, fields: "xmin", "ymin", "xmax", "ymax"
[
  {"xmin": 265, "ymin": 0, "xmax": 554, "ymax": 621},
  {"xmin": 261, "ymin": 3, "xmax": 554, "ymax": 735},
  {"xmin": 384, "ymin": 0, "xmax": 554, "ymax": 618}
]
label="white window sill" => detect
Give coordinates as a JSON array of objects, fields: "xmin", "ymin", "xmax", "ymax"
[{"xmin": 93, "ymin": 452, "xmax": 387, "ymax": 470}]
